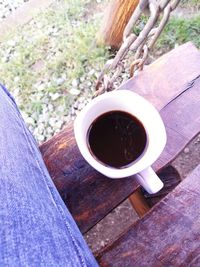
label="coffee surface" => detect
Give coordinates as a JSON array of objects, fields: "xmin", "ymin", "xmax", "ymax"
[{"xmin": 87, "ymin": 111, "xmax": 147, "ymax": 168}]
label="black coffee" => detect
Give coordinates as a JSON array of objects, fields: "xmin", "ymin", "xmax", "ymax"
[{"xmin": 87, "ymin": 110, "xmax": 147, "ymax": 168}]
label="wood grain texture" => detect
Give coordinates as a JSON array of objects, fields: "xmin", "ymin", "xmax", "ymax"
[
  {"xmin": 97, "ymin": 164, "xmax": 200, "ymax": 266},
  {"xmin": 129, "ymin": 188, "xmax": 151, "ymax": 217},
  {"xmin": 97, "ymin": 0, "xmax": 139, "ymax": 48},
  {"xmin": 40, "ymin": 42, "xmax": 200, "ymax": 233},
  {"xmin": 120, "ymin": 42, "xmax": 200, "ymax": 109},
  {"xmin": 40, "ymin": 127, "xmax": 139, "ymax": 233},
  {"xmin": 154, "ymin": 74, "xmax": 200, "ymax": 171}
]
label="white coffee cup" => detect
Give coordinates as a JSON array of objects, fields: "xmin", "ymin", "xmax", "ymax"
[{"xmin": 74, "ymin": 90, "xmax": 167, "ymax": 194}]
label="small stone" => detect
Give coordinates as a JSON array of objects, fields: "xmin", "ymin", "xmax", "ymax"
[
  {"xmin": 197, "ymin": 134, "xmax": 200, "ymax": 143},
  {"xmin": 2, "ymin": 56, "xmax": 9, "ymax": 63},
  {"xmin": 73, "ymin": 102, "xmax": 79, "ymax": 110},
  {"xmin": 33, "ymin": 128, "xmax": 39, "ymax": 136},
  {"xmin": 54, "ymin": 121, "xmax": 62, "ymax": 130},
  {"xmin": 175, "ymin": 43, "xmax": 179, "ymax": 49},
  {"xmin": 14, "ymin": 76, "xmax": 20, "ymax": 82},
  {"xmin": 36, "ymin": 82, "xmax": 45, "ymax": 91},
  {"xmin": 77, "ymin": 96, "xmax": 85, "ymax": 103},
  {"xmin": 21, "ymin": 111, "xmax": 28, "ymax": 120},
  {"xmin": 77, "ymin": 102, "xmax": 86, "ymax": 110},
  {"xmin": 28, "ymin": 125, "xmax": 34, "ymax": 133},
  {"xmin": 94, "ymin": 72, "xmax": 99, "ymax": 78},
  {"xmin": 70, "ymin": 108, "xmax": 76, "ymax": 116},
  {"xmin": 37, "ymin": 134, "xmax": 45, "ymax": 142},
  {"xmin": 100, "ymin": 241, "xmax": 105, "ymax": 247},
  {"xmin": 57, "ymin": 105, "xmax": 65, "ymax": 113},
  {"xmin": 39, "ymin": 113, "xmax": 49, "ymax": 123},
  {"xmin": 54, "ymin": 128, "xmax": 60, "ymax": 134},
  {"xmin": 47, "ymin": 104, "xmax": 54, "ymax": 112},
  {"xmin": 42, "ymin": 104, "xmax": 48, "ymax": 113},
  {"xmin": 184, "ymin": 147, "xmax": 190, "ymax": 154},
  {"xmin": 26, "ymin": 117, "xmax": 35, "ymax": 126},
  {"xmin": 86, "ymin": 81, "xmax": 92, "ymax": 87},
  {"xmin": 72, "ymin": 79, "xmax": 79, "ymax": 87},
  {"xmin": 80, "ymin": 76, "xmax": 85, "ymax": 82},
  {"xmin": 49, "ymin": 118, "xmax": 56, "ymax": 127},
  {"xmin": 50, "ymin": 92, "xmax": 60, "ymax": 101},
  {"xmin": 7, "ymin": 39, "xmax": 16, "ymax": 47},
  {"xmin": 61, "ymin": 73, "xmax": 67, "ymax": 80},
  {"xmin": 84, "ymin": 98, "xmax": 90, "ymax": 105},
  {"xmin": 47, "ymin": 127, "xmax": 53, "ymax": 134},
  {"xmin": 13, "ymin": 87, "xmax": 20, "ymax": 97},
  {"xmin": 69, "ymin": 88, "xmax": 80, "ymax": 96},
  {"xmin": 56, "ymin": 77, "xmax": 65, "ymax": 86},
  {"xmin": 88, "ymin": 69, "xmax": 95, "ymax": 76},
  {"xmin": 37, "ymin": 124, "xmax": 45, "ymax": 134}
]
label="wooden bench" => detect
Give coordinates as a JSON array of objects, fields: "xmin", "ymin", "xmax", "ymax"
[
  {"xmin": 40, "ymin": 42, "xmax": 200, "ymax": 265},
  {"xmin": 97, "ymin": 164, "xmax": 200, "ymax": 266}
]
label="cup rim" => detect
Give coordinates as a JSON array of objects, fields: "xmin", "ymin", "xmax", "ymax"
[{"xmin": 74, "ymin": 90, "xmax": 167, "ymax": 178}]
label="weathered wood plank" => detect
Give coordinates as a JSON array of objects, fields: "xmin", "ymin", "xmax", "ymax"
[
  {"xmin": 120, "ymin": 42, "xmax": 200, "ymax": 109},
  {"xmin": 97, "ymin": 164, "xmax": 200, "ymax": 266},
  {"xmin": 129, "ymin": 188, "xmax": 151, "ymax": 217},
  {"xmin": 40, "ymin": 128, "xmax": 139, "ymax": 232},
  {"xmin": 40, "ymin": 43, "xmax": 200, "ymax": 233},
  {"xmin": 153, "ymin": 74, "xmax": 200, "ymax": 171}
]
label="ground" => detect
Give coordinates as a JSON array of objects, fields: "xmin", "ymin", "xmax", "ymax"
[{"xmin": 0, "ymin": 0, "xmax": 200, "ymax": 254}]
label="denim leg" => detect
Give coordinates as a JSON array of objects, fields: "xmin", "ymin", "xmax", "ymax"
[{"xmin": 0, "ymin": 84, "xmax": 98, "ymax": 267}]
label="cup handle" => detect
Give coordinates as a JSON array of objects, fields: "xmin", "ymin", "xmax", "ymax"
[{"xmin": 135, "ymin": 167, "xmax": 163, "ymax": 194}]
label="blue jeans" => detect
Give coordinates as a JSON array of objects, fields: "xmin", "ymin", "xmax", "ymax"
[{"xmin": 0, "ymin": 84, "xmax": 98, "ymax": 267}]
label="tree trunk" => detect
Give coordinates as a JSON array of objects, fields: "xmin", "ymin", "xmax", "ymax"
[{"xmin": 98, "ymin": 0, "xmax": 139, "ymax": 49}]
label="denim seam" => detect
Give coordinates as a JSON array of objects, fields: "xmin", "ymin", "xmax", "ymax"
[
  {"xmin": 8, "ymin": 106, "xmax": 88, "ymax": 267},
  {"xmin": 1, "ymin": 85, "xmax": 91, "ymax": 266}
]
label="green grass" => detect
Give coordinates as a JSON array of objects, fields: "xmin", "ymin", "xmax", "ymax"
[
  {"xmin": 181, "ymin": 0, "xmax": 200, "ymax": 8},
  {"xmin": 131, "ymin": 3, "xmax": 200, "ymax": 57},
  {"xmin": 1, "ymin": 0, "xmax": 200, "ymax": 141},
  {"xmin": 156, "ymin": 15, "xmax": 200, "ymax": 52},
  {"xmin": 0, "ymin": 0, "xmax": 108, "ymax": 118}
]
